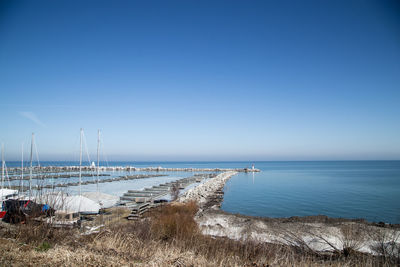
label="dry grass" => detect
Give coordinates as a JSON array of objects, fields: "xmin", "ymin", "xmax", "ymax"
[
  {"xmin": 0, "ymin": 202, "xmax": 399, "ymax": 266},
  {"xmin": 150, "ymin": 201, "xmax": 198, "ymax": 241}
]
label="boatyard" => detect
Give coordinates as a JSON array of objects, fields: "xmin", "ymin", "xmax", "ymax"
[
  {"xmin": 1, "ymin": 158, "xmax": 247, "ymax": 224},
  {"xmin": 1, "ymin": 163, "xmax": 224, "ymax": 221}
]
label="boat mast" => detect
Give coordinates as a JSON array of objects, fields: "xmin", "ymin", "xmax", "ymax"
[
  {"xmin": 79, "ymin": 128, "xmax": 83, "ymax": 196},
  {"xmin": 97, "ymin": 129, "xmax": 100, "ymax": 193},
  {"xmin": 21, "ymin": 143, "xmax": 24, "ymax": 196},
  {"xmin": 29, "ymin": 133, "xmax": 34, "ymax": 199},
  {"xmin": 1, "ymin": 143, "xmax": 4, "ymax": 191}
]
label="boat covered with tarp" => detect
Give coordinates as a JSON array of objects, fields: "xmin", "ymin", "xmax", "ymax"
[
  {"xmin": 1, "ymin": 199, "xmax": 54, "ymax": 223},
  {"xmin": 36, "ymin": 192, "xmax": 101, "ymax": 214}
]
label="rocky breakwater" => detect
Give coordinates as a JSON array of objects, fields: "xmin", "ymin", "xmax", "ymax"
[{"xmin": 178, "ymin": 171, "xmax": 238, "ymax": 210}]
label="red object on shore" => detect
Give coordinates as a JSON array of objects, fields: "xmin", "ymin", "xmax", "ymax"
[{"xmin": 0, "ymin": 211, "xmax": 6, "ymax": 218}]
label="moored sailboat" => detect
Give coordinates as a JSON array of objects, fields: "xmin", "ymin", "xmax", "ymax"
[{"xmin": 0, "ymin": 144, "xmax": 18, "ymax": 218}]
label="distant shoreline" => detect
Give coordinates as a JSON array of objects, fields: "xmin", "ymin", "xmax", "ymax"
[{"xmin": 3, "ymin": 159, "xmax": 400, "ymax": 165}]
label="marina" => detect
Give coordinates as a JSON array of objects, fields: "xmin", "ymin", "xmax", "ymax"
[
  {"xmin": 7, "ymin": 173, "xmax": 168, "ymax": 191},
  {"xmin": 3, "ymin": 165, "xmax": 260, "ymax": 176}
]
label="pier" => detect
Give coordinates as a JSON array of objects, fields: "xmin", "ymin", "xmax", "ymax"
[
  {"xmin": 3, "ymin": 165, "xmax": 260, "ymax": 177},
  {"xmin": 6, "ymin": 173, "xmax": 111, "ymax": 181}
]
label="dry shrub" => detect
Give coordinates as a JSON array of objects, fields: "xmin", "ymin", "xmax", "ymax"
[
  {"xmin": 1, "ymin": 202, "xmax": 397, "ymax": 266},
  {"xmin": 339, "ymin": 223, "xmax": 367, "ymax": 256},
  {"xmin": 14, "ymin": 221, "xmax": 75, "ymax": 247},
  {"xmin": 170, "ymin": 182, "xmax": 180, "ymax": 201},
  {"xmin": 370, "ymin": 228, "xmax": 400, "ymax": 265},
  {"xmin": 145, "ymin": 202, "xmax": 312, "ymax": 265},
  {"xmin": 144, "ymin": 203, "xmax": 393, "ymax": 266},
  {"xmin": 150, "ymin": 201, "xmax": 198, "ymax": 241}
]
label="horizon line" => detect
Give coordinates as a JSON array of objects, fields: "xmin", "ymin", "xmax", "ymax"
[{"xmin": 3, "ymin": 159, "xmax": 400, "ymax": 163}]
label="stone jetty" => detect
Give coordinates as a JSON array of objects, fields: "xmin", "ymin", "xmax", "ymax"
[{"xmin": 178, "ymin": 171, "xmax": 238, "ymax": 209}]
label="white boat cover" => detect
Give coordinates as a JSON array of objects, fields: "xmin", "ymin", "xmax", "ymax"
[
  {"xmin": 36, "ymin": 192, "xmax": 100, "ymax": 214},
  {"xmin": 82, "ymin": 192, "xmax": 119, "ymax": 209},
  {"xmin": 0, "ymin": 188, "xmax": 18, "ymax": 200}
]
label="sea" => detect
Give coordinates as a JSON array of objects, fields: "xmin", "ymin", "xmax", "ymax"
[{"xmin": 4, "ymin": 161, "xmax": 400, "ymax": 224}]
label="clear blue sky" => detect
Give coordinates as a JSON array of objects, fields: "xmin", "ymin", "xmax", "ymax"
[{"xmin": 1, "ymin": 0, "xmax": 399, "ymax": 161}]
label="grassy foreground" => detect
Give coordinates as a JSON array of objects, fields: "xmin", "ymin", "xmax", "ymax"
[{"xmin": 0, "ymin": 202, "xmax": 398, "ymax": 266}]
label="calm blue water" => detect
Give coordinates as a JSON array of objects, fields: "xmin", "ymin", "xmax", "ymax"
[
  {"xmin": 221, "ymin": 161, "xmax": 400, "ymax": 224},
  {"xmin": 4, "ymin": 161, "xmax": 400, "ymax": 223}
]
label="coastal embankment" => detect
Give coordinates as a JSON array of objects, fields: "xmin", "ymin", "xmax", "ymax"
[{"xmin": 179, "ymin": 171, "xmax": 400, "ymax": 257}]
